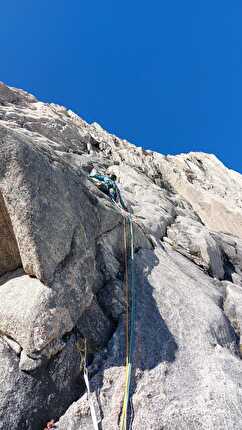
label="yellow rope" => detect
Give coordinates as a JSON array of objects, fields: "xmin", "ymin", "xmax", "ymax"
[
  {"xmin": 120, "ymin": 217, "xmax": 130, "ymax": 430},
  {"xmin": 123, "ymin": 218, "xmax": 129, "ymax": 365},
  {"xmin": 120, "ymin": 215, "xmax": 136, "ymax": 430}
]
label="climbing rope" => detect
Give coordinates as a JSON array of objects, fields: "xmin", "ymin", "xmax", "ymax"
[
  {"xmin": 83, "ymin": 195, "xmax": 136, "ymax": 430},
  {"xmin": 120, "ymin": 214, "xmax": 136, "ymax": 430}
]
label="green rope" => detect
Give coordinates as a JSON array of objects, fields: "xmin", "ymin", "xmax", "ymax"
[{"xmin": 122, "ymin": 215, "xmax": 136, "ymax": 430}]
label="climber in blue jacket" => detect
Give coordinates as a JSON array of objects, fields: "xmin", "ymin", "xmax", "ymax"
[{"xmin": 89, "ymin": 171, "xmax": 127, "ymax": 210}]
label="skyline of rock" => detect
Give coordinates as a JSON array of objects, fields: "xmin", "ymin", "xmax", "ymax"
[{"xmin": 1, "ymin": 82, "xmax": 242, "ymax": 429}]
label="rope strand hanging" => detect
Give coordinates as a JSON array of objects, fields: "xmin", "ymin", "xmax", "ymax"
[{"xmin": 120, "ymin": 214, "xmax": 136, "ymax": 430}]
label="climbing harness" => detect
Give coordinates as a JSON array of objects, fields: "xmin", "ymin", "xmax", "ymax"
[
  {"xmin": 83, "ymin": 339, "xmax": 99, "ymax": 430},
  {"xmin": 120, "ymin": 214, "xmax": 136, "ymax": 430}
]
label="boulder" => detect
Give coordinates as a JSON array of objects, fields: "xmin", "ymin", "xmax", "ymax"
[
  {"xmin": 166, "ymin": 215, "xmax": 224, "ymax": 279},
  {"xmin": 0, "ymin": 274, "xmax": 72, "ymax": 357}
]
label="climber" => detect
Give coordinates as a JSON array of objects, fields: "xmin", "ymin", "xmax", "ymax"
[{"xmin": 89, "ymin": 170, "xmax": 127, "ymax": 210}]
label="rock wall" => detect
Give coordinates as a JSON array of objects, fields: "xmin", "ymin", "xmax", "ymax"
[
  {"xmin": 1, "ymin": 82, "xmax": 242, "ymax": 429},
  {"xmin": 0, "ymin": 191, "xmax": 21, "ymax": 275}
]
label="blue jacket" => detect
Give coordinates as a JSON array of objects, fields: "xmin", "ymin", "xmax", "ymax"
[{"xmin": 90, "ymin": 174, "xmax": 127, "ymax": 209}]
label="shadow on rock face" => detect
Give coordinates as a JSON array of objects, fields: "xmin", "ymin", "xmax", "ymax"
[
  {"xmin": 0, "ymin": 335, "xmax": 83, "ymax": 430},
  {"xmin": 84, "ymin": 248, "xmax": 178, "ymax": 421},
  {"xmin": 0, "ymin": 191, "xmax": 22, "ymax": 275},
  {"xmin": 92, "ymin": 248, "xmax": 177, "ymax": 372},
  {"xmin": 133, "ymin": 250, "xmax": 178, "ymax": 370},
  {"xmin": 55, "ymin": 246, "xmax": 178, "ymax": 430}
]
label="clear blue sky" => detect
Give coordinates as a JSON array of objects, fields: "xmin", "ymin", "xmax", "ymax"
[{"xmin": 1, "ymin": 1, "xmax": 242, "ymax": 172}]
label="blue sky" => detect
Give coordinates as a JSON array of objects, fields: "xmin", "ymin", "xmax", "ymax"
[{"xmin": 1, "ymin": 1, "xmax": 242, "ymax": 172}]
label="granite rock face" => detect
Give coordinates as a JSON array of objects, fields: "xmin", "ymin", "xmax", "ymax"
[{"xmin": 1, "ymin": 82, "xmax": 242, "ymax": 429}]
